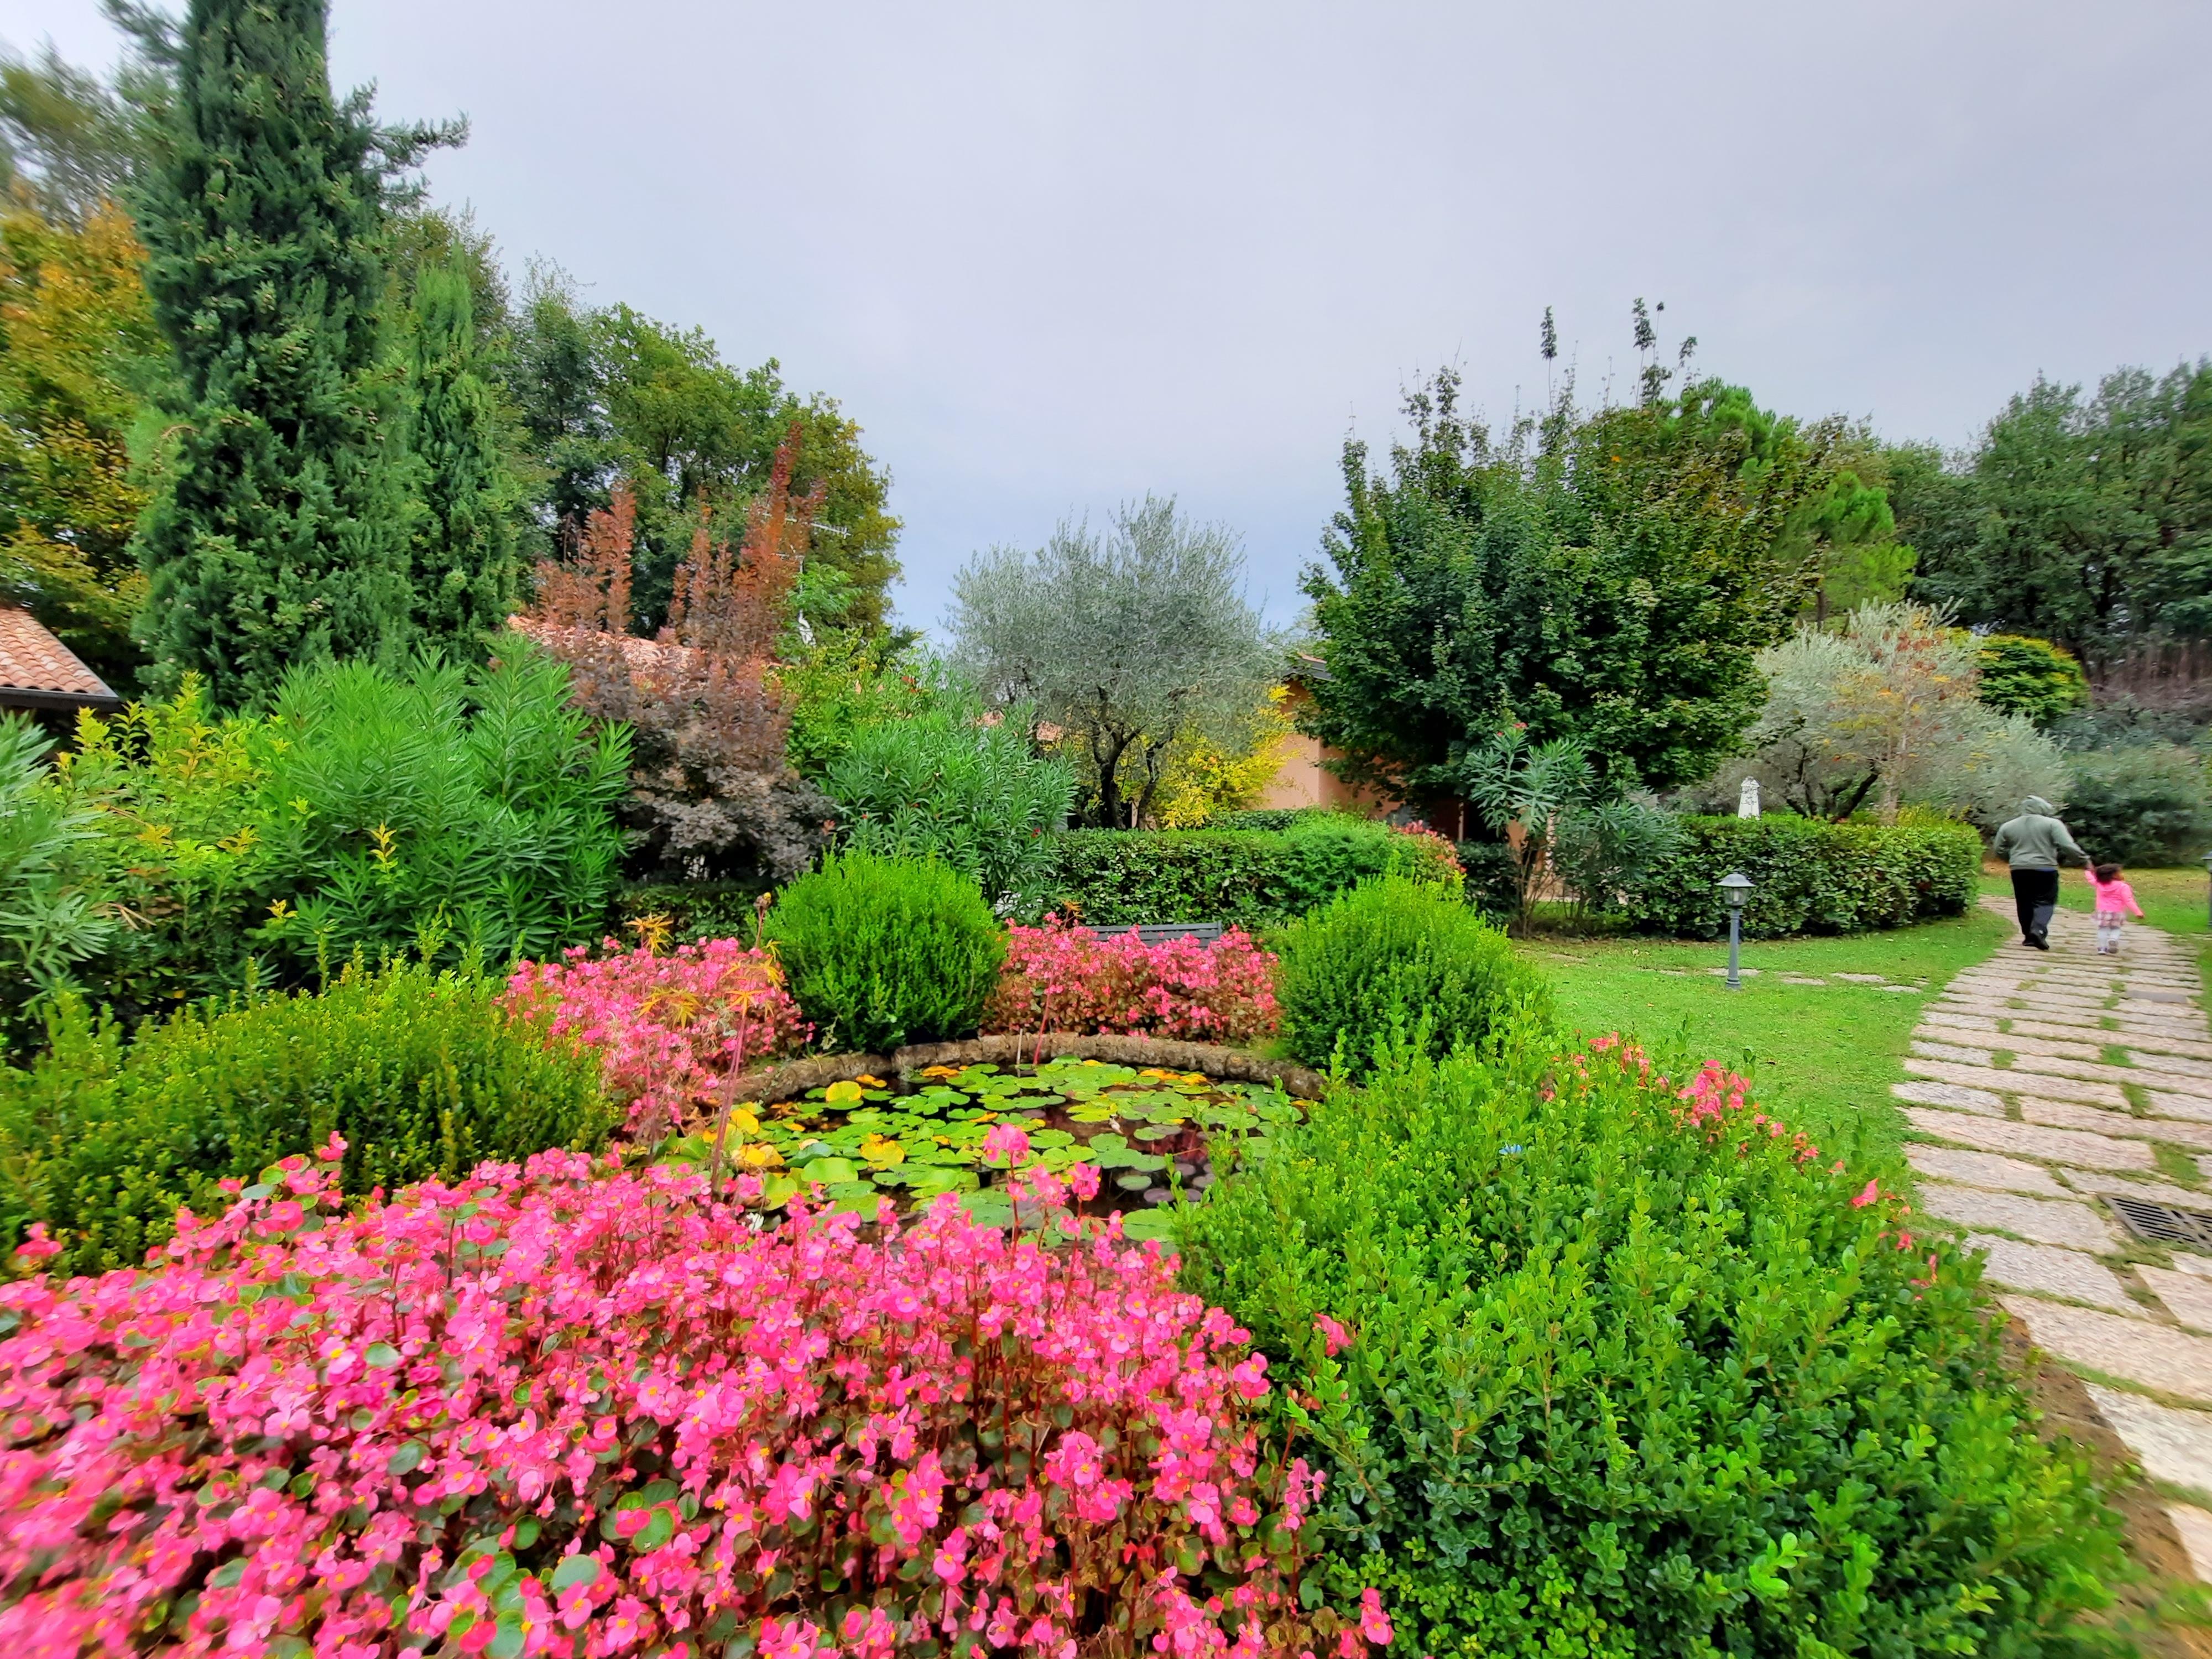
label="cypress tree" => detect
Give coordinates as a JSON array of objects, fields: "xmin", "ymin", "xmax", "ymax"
[
  {"xmin": 131, "ymin": 0, "xmax": 417, "ymax": 707},
  {"xmin": 408, "ymin": 258, "xmax": 519, "ymax": 654}
]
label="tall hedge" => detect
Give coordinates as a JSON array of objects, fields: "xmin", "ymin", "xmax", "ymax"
[
  {"xmin": 1042, "ymin": 818, "xmax": 1457, "ymax": 926},
  {"xmin": 1624, "ymin": 815, "xmax": 1980, "ymax": 939}
]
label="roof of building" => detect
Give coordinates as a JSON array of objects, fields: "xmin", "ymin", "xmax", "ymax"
[{"xmin": 0, "ymin": 607, "xmax": 119, "ymax": 710}]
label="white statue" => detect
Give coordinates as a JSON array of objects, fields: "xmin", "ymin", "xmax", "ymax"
[{"xmin": 1738, "ymin": 776, "xmax": 1761, "ymax": 819}]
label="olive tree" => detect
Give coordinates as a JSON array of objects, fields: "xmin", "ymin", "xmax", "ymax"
[
  {"xmin": 1729, "ymin": 602, "xmax": 2068, "ymax": 826},
  {"xmin": 948, "ymin": 497, "xmax": 1277, "ymax": 828}
]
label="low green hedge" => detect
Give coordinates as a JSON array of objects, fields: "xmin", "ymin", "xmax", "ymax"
[
  {"xmin": 1624, "ymin": 815, "xmax": 1980, "ymax": 938},
  {"xmin": 0, "ymin": 958, "xmax": 616, "ymax": 1277},
  {"xmin": 1041, "ymin": 817, "xmax": 1457, "ymax": 925},
  {"xmin": 1178, "ymin": 1042, "xmax": 2119, "ymax": 1658}
]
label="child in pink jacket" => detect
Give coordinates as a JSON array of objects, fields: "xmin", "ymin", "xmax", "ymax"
[{"xmin": 2088, "ymin": 863, "xmax": 2144, "ymax": 954}]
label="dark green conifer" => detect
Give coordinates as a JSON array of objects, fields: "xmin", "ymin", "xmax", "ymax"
[
  {"xmin": 407, "ymin": 259, "xmax": 519, "ymax": 654},
  {"xmin": 131, "ymin": 0, "xmax": 418, "ymax": 706}
]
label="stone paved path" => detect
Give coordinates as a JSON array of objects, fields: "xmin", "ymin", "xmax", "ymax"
[{"xmin": 1897, "ymin": 895, "xmax": 2212, "ymax": 1572}]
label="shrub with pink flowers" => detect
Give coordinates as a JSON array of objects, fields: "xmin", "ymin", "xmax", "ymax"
[
  {"xmin": 982, "ymin": 919, "xmax": 1278, "ymax": 1046},
  {"xmin": 1179, "ymin": 1034, "xmax": 2122, "ymax": 1659},
  {"xmin": 505, "ymin": 938, "xmax": 810, "ymax": 1134},
  {"xmin": 0, "ymin": 1143, "xmax": 1369, "ymax": 1658}
]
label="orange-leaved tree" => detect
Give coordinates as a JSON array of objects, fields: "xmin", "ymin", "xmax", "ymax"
[{"xmin": 516, "ymin": 424, "xmax": 830, "ymax": 883}]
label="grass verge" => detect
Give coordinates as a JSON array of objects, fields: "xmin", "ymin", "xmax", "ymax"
[{"xmin": 1515, "ymin": 906, "xmax": 2010, "ymax": 1171}]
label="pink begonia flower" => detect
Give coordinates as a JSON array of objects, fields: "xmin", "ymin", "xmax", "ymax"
[
  {"xmin": 983, "ymin": 1124, "xmax": 1031, "ymax": 1165},
  {"xmin": 1359, "ymin": 1588, "xmax": 1394, "ymax": 1647},
  {"xmin": 1851, "ymin": 1179, "xmax": 1882, "ymax": 1209},
  {"xmin": 1068, "ymin": 1161, "xmax": 1102, "ymax": 1201},
  {"xmin": 0, "ymin": 1145, "xmax": 1349, "ymax": 1659},
  {"xmin": 1312, "ymin": 1313, "xmax": 1350, "ymax": 1357}
]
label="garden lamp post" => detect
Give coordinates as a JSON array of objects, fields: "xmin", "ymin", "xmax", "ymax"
[
  {"xmin": 1719, "ymin": 872, "xmax": 1754, "ymax": 991},
  {"xmin": 2203, "ymin": 851, "xmax": 2212, "ymax": 929}
]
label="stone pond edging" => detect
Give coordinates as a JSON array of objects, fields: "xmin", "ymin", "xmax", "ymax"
[{"xmin": 724, "ymin": 1034, "xmax": 1329, "ymax": 1107}]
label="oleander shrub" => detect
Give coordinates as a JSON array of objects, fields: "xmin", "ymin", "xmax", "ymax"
[
  {"xmin": 1176, "ymin": 1039, "xmax": 2121, "ymax": 1659},
  {"xmin": 982, "ymin": 915, "xmax": 1280, "ymax": 1044},
  {"xmin": 505, "ymin": 937, "xmax": 810, "ymax": 1136},
  {"xmin": 1273, "ymin": 878, "xmax": 1550, "ymax": 1073},
  {"xmin": 826, "ymin": 705, "xmax": 1077, "ymax": 912},
  {"xmin": 1622, "ymin": 813, "xmax": 1980, "ymax": 938},
  {"xmin": 2062, "ymin": 744, "xmax": 2212, "ymax": 866},
  {"xmin": 1044, "ymin": 817, "xmax": 1461, "ymax": 926},
  {"xmin": 0, "ymin": 957, "xmax": 615, "ymax": 1277},
  {"xmin": 0, "ymin": 1154, "xmax": 1374, "ymax": 1659},
  {"xmin": 767, "ymin": 851, "xmax": 1006, "ymax": 1051}
]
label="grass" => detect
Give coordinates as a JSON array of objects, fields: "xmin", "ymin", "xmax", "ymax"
[{"xmin": 1515, "ymin": 906, "xmax": 2010, "ymax": 1171}]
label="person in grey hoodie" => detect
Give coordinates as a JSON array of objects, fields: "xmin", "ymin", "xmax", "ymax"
[{"xmin": 1991, "ymin": 795, "xmax": 2089, "ymax": 950}]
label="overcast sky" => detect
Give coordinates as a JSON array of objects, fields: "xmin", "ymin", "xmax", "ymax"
[{"xmin": 7, "ymin": 1, "xmax": 2210, "ymax": 632}]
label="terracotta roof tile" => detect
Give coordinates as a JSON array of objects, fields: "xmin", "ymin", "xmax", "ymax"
[{"xmin": 0, "ymin": 607, "xmax": 118, "ymax": 703}]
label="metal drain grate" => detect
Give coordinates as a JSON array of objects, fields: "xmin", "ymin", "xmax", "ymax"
[{"xmin": 2106, "ymin": 1194, "xmax": 2212, "ymax": 1250}]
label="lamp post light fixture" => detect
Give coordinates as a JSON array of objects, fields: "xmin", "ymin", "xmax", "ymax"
[
  {"xmin": 2202, "ymin": 851, "xmax": 2212, "ymax": 930},
  {"xmin": 1719, "ymin": 871, "xmax": 1755, "ymax": 991}
]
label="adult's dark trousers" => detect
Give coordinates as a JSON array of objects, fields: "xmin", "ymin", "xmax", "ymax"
[{"xmin": 2011, "ymin": 867, "xmax": 2059, "ymax": 945}]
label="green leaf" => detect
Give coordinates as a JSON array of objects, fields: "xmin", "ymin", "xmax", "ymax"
[
  {"xmin": 364, "ymin": 1343, "xmax": 401, "ymax": 1369},
  {"xmin": 551, "ymin": 1554, "xmax": 602, "ymax": 1592},
  {"xmin": 387, "ymin": 1441, "xmax": 425, "ymax": 1476}
]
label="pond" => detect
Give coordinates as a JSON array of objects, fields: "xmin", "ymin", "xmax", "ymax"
[{"xmin": 660, "ymin": 1055, "xmax": 1313, "ymax": 1239}]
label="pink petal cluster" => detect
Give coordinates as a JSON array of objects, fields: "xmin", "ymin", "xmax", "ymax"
[
  {"xmin": 0, "ymin": 1144, "xmax": 1364, "ymax": 1659},
  {"xmin": 983, "ymin": 918, "xmax": 1279, "ymax": 1045},
  {"xmin": 505, "ymin": 938, "xmax": 810, "ymax": 1134},
  {"xmin": 1391, "ymin": 821, "xmax": 1464, "ymax": 884}
]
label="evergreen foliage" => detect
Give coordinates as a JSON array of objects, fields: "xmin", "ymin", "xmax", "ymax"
[
  {"xmin": 128, "ymin": 0, "xmax": 429, "ymax": 706},
  {"xmin": 0, "ymin": 957, "xmax": 615, "ymax": 1278},
  {"xmin": 766, "ymin": 852, "xmax": 1006, "ymax": 1053},
  {"xmin": 1177, "ymin": 1044, "xmax": 2120, "ymax": 1659},
  {"xmin": 1272, "ymin": 877, "xmax": 1547, "ymax": 1072},
  {"xmin": 405, "ymin": 257, "xmax": 520, "ymax": 655}
]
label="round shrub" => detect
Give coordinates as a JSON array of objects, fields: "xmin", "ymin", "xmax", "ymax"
[
  {"xmin": 767, "ymin": 851, "xmax": 1006, "ymax": 1051},
  {"xmin": 2063, "ymin": 744, "xmax": 2212, "ymax": 866},
  {"xmin": 0, "ymin": 957, "xmax": 616, "ymax": 1277},
  {"xmin": 0, "ymin": 1155, "xmax": 1356, "ymax": 1658},
  {"xmin": 1178, "ymin": 1043, "xmax": 2120, "ymax": 1659},
  {"xmin": 1274, "ymin": 877, "xmax": 1550, "ymax": 1072}
]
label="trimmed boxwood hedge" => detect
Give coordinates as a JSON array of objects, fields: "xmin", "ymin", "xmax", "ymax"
[
  {"xmin": 1624, "ymin": 815, "xmax": 1981, "ymax": 939},
  {"xmin": 1177, "ymin": 1041, "xmax": 2119, "ymax": 1658},
  {"xmin": 1041, "ymin": 818, "xmax": 1457, "ymax": 926}
]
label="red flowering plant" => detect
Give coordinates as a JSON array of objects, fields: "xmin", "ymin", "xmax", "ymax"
[
  {"xmin": 982, "ymin": 920, "xmax": 1278, "ymax": 1047},
  {"xmin": 505, "ymin": 937, "xmax": 810, "ymax": 1136},
  {"xmin": 0, "ymin": 1142, "xmax": 1370, "ymax": 1659}
]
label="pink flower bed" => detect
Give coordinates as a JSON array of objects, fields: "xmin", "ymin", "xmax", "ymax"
[
  {"xmin": 982, "ymin": 919, "xmax": 1279, "ymax": 1046},
  {"xmin": 0, "ymin": 1146, "xmax": 1366, "ymax": 1658},
  {"xmin": 505, "ymin": 939, "xmax": 809, "ymax": 1134}
]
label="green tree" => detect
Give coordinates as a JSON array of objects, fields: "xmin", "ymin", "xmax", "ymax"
[
  {"xmin": 505, "ymin": 274, "xmax": 901, "ymax": 632},
  {"xmin": 405, "ymin": 257, "xmax": 519, "ymax": 653},
  {"xmin": 128, "ymin": 0, "xmax": 439, "ymax": 707},
  {"xmin": 1302, "ymin": 367, "xmax": 1832, "ymax": 805},
  {"xmin": 1901, "ymin": 362, "xmax": 2212, "ymax": 658}
]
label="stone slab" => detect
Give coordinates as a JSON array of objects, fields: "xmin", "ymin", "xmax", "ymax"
[
  {"xmin": 2002, "ymin": 1298, "xmax": 2212, "ymax": 1404},
  {"xmin": 1907, "ymin": 1144, "xmax": 2070, "ymax": 1196},
  {"xmin": 1966, "ymin": 1234, "xmax": 2137, "ymax": 1309},
  {"xmin": 2089, "ymin": 1383, "xmax": 2212, "ymax": 1496},
  {"xmin": 1904, "ymin": 1108, "xmax": 2155, "ymax": 1170},
  {"xmin": 1833, "ymin": 972, "xmax": 1887, "ymax": 984},
  {"xmin": 2015, "ymin": 1051, "xmax": 2209, "ymax": 1089},
  {"xmin": 2166, "ymin": 1254, "xmax": 2212, "ymax": 1281},
  {"xmin": 2021, "ymin": 1099, "xmax": 2212, "ymax": 1152},
  {"xmin": 2135, "ymin": 1052, "xmax": 2212, "ymax": 1081},
  {"xmin": 2166, "ymin": 1505, "xmax": 2212, "ymax": 1584},
  {"xmin": 1904, "ymin": 1056, "xmax": 2130, "ymax": 1108},
  {"xmin": 2055, "ymin": 1168, "xmax": 2212, "ymax": 1209},
  {"xmin": 1919, "ymin": 1183, "xmax": 2121, "ymax": 1250},
  {"xmin": 1911, "ymin": 1039, "xmax": 2000, "ymax": 1066},
  {"xmin": 1891, "ymin": 1080, "xmax": 2004, "ymax": 1115},
  {"xmin": 2009, "ymin": 1018, "xmax": 2124, "ymax": 1044},
  {"xmin": 2114, "ymin": 1034, "xmax": 2212, "ymax": 1061},
  {"xmin": 2148, "ymin": 1093, "xmax": 2212, "ymax": 1125},
  {"xmin": 2145, "ymin": 1266, "xmax": 2212, "ymax": 1335}
]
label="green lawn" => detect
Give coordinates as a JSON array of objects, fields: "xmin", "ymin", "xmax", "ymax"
[{"xmin": 1515, "ymin": 907, "xmax": 2010, "ymax": 1172}]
